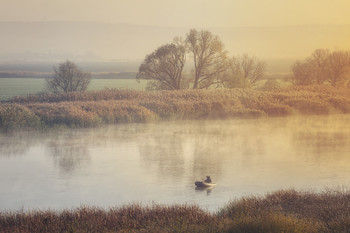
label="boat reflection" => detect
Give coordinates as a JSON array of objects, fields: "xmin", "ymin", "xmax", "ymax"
[{"xmin": 195, "ymin": 186, "xmax": 214, "ymax": 195}]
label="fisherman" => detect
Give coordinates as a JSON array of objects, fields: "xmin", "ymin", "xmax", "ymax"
[{"xmin": 204, "ymin": 176, "xmax": 212, "ymax": 183}]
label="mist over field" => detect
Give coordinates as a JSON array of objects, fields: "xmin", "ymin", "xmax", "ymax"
[
  {"xmin": 1, "ymin": 21, "xmax": 350, "ymax": 65},
  {"xmin": 3, "ymin": 1, "xmax": 350, "ymax": 232}
]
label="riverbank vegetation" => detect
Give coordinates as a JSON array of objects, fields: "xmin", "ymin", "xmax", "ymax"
[
  {"xmin": 1, "ymin": 85, "xmax": 350, "ymax": 131},
  {"xmin": 137, "ymin": 29, "xmax": 268, "ymax": 91},
  {"xmin": 1, "ymin": 189, "xmax": 350, "ymax": 232},
  {"xmin": 291, "ymin": 49, "xmax": 350, "ymax": 87}
]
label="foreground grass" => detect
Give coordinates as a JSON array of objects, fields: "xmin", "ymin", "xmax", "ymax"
[
  {"xmin": 1, "ymin": 85, "xmax": 350, "ymax": 131},
  {"xmin": 2, "ymin": 189, "xmax": 350, "ymax": 232}
]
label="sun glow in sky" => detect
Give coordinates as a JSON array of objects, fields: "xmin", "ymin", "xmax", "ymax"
[
  {"xmin": 1, "ymin": 0, "xmax": 350, "ymax": 60},
  {"xmin": 1, "ymin": 0, "xmax": 350, "ymax": 27}
]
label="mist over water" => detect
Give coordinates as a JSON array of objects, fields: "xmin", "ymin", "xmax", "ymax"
[{"xmin": 1, "ymin": 115, "xmax": 350, "ymax": 212}]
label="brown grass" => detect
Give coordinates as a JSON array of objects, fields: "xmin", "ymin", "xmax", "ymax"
[
  {"xmin": 0, "ymin": 104, "xmax": 41, "ymax": 131},
  {"xmin": 2, "ymin": 85, "xmax": 350, "ymax": 130},
  {"xmin": 2, "ymin": 189, "xmax": 350, "ymax": 232},
  {"xmin": 0, "ymin": 204, "xmax": 219, "ymax": 233},
  {"xmin": 219, "ymin": 188, "xmax": 350, "ymax": 233}
]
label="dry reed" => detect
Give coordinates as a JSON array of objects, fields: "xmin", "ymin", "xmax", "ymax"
[
  {"xmin": 3, "ymin": 189, "xmax": 350, "ymax": 232},
  {"xmin": 2, "ymin": 85, "xmax": 350, "ymax": 130}
]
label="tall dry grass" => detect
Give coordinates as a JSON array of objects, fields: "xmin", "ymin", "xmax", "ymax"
[
  {"xmin": 0, "ymin": 104, "xmax": 41, "ymax": 131},
  {"xmin": 219, "ymin": 188, "xmax": 350, "ymax": 233},
  {"xmin": 0, "ymin": 204, "xmax": 219, "ymax": 233},
  {"xmin": 2, "ymin": 189, "xmax": 350, "ymax": 232},
  {"xmin": 2, "ymin": 85, "xmax": 350, "ymax": 130}
]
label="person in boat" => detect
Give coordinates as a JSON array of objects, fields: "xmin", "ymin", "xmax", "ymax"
[{"xmin": 204, "ymin": 176, "xmax": 212, "ymax": 183}]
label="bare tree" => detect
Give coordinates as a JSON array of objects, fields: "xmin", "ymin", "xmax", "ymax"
[
  {"xmin": 327, "ymin": 50, "xmax": 350, "ymax": 86},
  {"xmin": 46, "ymin": 60, "xmax": 91, "ymax": 93},
  {"xmin": 308, "ymin": 49, "xmax": 330, "ymax": 84},
  {"xmin": 221, "ymin": 55, "xmax": 266, "ymax": 88},
  {"xmin": 137, "ymin": 40, "xmax": 186, "ymax": 90},
  {"xmin": 291, "ymin": 60, "xmax": 313, "ymax": 85},
  {"xmin": 291, "ymin": 49, "xmax": 350, "ymax": 87},
  {"xmin": 186, "ymin": 29, "xmax": 229, "ymax": 89}
]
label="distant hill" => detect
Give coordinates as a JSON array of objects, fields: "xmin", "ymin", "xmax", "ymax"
[
  {"xmin": 91, "ymin": 72, "xmax": 137, "ymax": 79},
  {"xmin": 1, "ymin": 22, "xmax": 350, "ymax": 73},
  {"xmin": 0, "ymin": 61, "xmax": 140, "ymax": 79},
  {"xmin": 0, "ymin": 21, "xmax": 188, "ymax": 62},
  {"xmin": 0, "ymin": 70, "xmax": 137, "ymax": 79}
]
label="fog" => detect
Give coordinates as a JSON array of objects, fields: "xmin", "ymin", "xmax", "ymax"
[
  {"xmin": 2, "ymin": 0, "xmax": 350, "ymax": 28},
  {"xmin": 1, "ymin": 22, "xmax": 350, "ymax": 63},
  {"xmin": 2, "ymin": 0, "xmax": 350, "ymax": 65},
  {"xmin": 1, "ymin": 115, "xmax": 350, "ymax": 211}
]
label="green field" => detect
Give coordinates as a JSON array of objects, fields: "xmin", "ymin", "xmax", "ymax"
[{"xmin": 0, "ymin": 78, "xmax": 148, "ymax": 100}]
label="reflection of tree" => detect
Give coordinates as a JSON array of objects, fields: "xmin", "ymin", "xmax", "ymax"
[
  {"xmin": 0, "ymin": 130, "xmax": 92, "ymax": 175},
  {"xmin": 138, "ymin": 133, "xmax": 186, "ymax": 182},
  {"xmin": 293, "ymin": 131, "xmax": 350, "ymax": 157},
  {"xmin": 192, "ymin": 133, "xmax": 226, "ymax": 178},
  {"xmin": 4, "ymin": 115, "xmax": 350, "ymax": 185},
  {"xmin": 44, "ymin": 130, "xmax": 93, "ymax": 176},
  {"xmin": 136, "ymin": 121, "xmax": 248, "ymax": 183},
  {"xmin": 47, "ymin": 140, "xmax": 90, "ymax": 175},
  {"xmin": 136, "ymin": 120, "xmax": 269, "ymax": 184},
  {"xmin": 191, "ymin": 122, "xmax": 266, "ymax": 181}
]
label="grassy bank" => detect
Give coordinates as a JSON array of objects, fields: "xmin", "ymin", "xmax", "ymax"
[
  {"xmin": 0, "ymin": 78, "xmax": 147, "ymax": 100},
  {"xmin": 1, "ymin": 85, "xmax": 350, "ymax": 131},
  {"xmin": 1, "ymin": 189, "xmax": 350, "ymax": 232}
]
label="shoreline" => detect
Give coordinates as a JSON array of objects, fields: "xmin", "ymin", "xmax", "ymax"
[
  {"xmin": 1, "ymin": 85, "xmax": 350, "ymax": 132},
  {"xmin": 1, "ymin": 188, "xmax": 348, "ymax": 232}
]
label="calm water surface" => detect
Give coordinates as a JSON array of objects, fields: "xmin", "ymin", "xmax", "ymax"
[{"xmin": 1, "ymin": 115, "xmax": 350, "ymax": 212}]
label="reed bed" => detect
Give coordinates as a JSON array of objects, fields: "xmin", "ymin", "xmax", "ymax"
[
  {"xmin": 2, "ymin": 189, "xmax": 350, "ymax": 232},
  {"xmin": 218, "ymin": 188, "xmax": 350, "ymax": 233},
  {"xmin": 0, "ymin": 204, "xmax": 219, "ymax": 233},
  {"xmin": 1, "ymin": 85, "xmax": 350, "ymax": 130}
]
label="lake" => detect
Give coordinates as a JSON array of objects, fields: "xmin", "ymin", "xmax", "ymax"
[{"xmin": 1, "ymin": 114, "xmax": 350, "ymax": 212}]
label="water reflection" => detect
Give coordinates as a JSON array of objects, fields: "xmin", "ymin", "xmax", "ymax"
[
  {"xmin": 138, "ymin": 134, "xmax": 186, "ymax": 182},
  {"xmin": 291, "ymin": 116, "xmax": 350, "ymax": 164},
  {"xmin": 0, "ymin": 130, "xmax": 92, "ymax": 175},
  {"xmin": 0, "ymin": 131, "xmax": 41, "ymax": 157},
  {"xmin": 1, "ymin": 115, "xmax": 350, "ymax": 211},
  {"xmin": 47, "ymin": 140, "xmax": 90, "ymax": 175},
  {"xmin": 295, "ymin": 132, "xmax": 349, "ymax": 152},
  {"xmin": 195, "ymin": 186, "xmax": 214, "ymax": 195}
]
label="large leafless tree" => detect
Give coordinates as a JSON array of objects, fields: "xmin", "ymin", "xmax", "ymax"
[
  {"xmin": 46, "ymin": 60, "xmax": 91, "ymax": 93},
  {"xmin": 137, "ymin": 29, "xmax": 268, "ymax": 90},
  {"xmin": 186, "ymin": 29, "xmax": 229, "ymax": 89},
  {"xmin": 221, "ymin": 54, "xmax": 266, "ymax": 88},
  {"xmin": 308, "ymin": 49, "xmax": 330, "ymax": 84},
  {"xmin": 137, "ymin": 40, "xmax": 187, "ymax": 90},
  {"xmin": 327, "ymin": 50, "xmax": 350, "ymax": 86},
  {"xmin": 291, "ymin": 49, "xmax": 350, "ymax": 86},
  {"xmin": 291, "ymin": 60, "xmax": 314, "ymax": 85}
]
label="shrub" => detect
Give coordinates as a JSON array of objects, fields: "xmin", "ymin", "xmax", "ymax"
[{"xmin": 0, "ymin": 104, "xmax": 41, "ymax": 131}]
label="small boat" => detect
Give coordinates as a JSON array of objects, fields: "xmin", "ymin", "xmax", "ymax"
[
  {"xmin": 195, "ymin": 176, "xmax": 216, "ymax": 188},
  {"xmin": 195, "ymin": 181, "xmax": 216, "ymax": 187}
]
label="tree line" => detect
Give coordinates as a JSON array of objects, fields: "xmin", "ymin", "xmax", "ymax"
[
  {"xmin": 136, "ymin": 29, "xmax": 266, "ymax": 90},
  {"xmin": 46, "ymin": 30, "xmax": 350, "ymax": 94},
  {"xmin": 291, "ymin": 49, "xmax": 350, "ymax": 87},
  {"xmin": 47, "ymin": 30, "xmax": 266, "ymax": 93}
]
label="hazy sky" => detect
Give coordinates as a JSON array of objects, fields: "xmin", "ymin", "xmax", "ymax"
[
  {"xmin": 1, "ymin": 0, "xmax": 350, "ymax": 27},
  {"xmin": 1, "ymin": 0, "xmax": 350, "ymax": 61}
]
